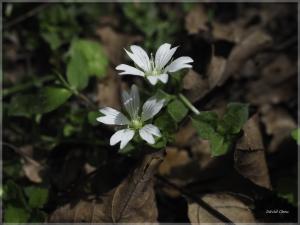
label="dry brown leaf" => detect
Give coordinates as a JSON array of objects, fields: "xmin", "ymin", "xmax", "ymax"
[
  {"xmin": 185, "ymin": 5, "xmax": 209, "ymax": 34},
  {"xmin": 235, "ymin": 114, "xmax": 272, "ymax": 189},
  {"xmin": 246, "ymin": 55, "xmax": 296, "ymax": 106},
  {"xmin": 218, "ymin": 30, "xmax": 273, "ymax": 86},
  {"xmin": 49, "ymin": 151, "xmax": 163, "ymax": 223},
  {"xmin": 48, "ymin": 198, "xmax": 109, "ymax": 222},
  {"xmin": 96, "ymin": 26, "xmax": 142, "ymax": 66},
  {"xmin": 22, "ymin": 157, "xmax": 44, "ymax": 183},
  {"xmin": 261, "ymin": 106, "xmax": 297, "ymax": 153},
  {"xmin": 159, "ymin": 147, "xmax": 190, "ymax": 176},
  {"xmin": 174, "ymin": 121, "xmax": 197, "ymax": 147},
  {"xmin": 15, "ymin": 145, "xmax": 44, "ymax": 183},
  {"xmin": 97, "ymin": 67, "xmax": 122, "ymax": 110},
  {"xmin": 109, "ymin": 151, "xmax": 163, "ymax": 223},
  {"xmin": 207, "ymin": 55, "xmax": 227, "ymax": 89},
  {"xmin": 188, "ymin": 193, "xmax": 255, "ymax": 223},
  {"xmin": 95, "ymin": 26, "xmax": 142, "ymax": 109},
  {"xmin": 182, "ymin": 69, "xmax": 209, "ymax": 103}
]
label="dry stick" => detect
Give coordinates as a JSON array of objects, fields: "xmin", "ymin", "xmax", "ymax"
[
  {"xmin": 4, "ymin": 3, "xmax": 49, "ymax": 30},
  {"xmin": 156, "ymin": 175, "xmax": 235, "ymax": 224}
]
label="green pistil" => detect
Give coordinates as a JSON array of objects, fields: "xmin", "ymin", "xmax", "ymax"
[{"xmin": 130, "ymin": 119, "xmax": 143, "ymax": 130}]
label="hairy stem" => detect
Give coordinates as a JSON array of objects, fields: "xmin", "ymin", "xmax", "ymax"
[{"xmin": 179, "ymin": 93, "xmax": 200, "ymax": 115}]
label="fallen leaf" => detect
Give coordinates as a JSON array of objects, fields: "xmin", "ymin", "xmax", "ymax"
[
  {"xmin": 49, "ymin": 151, "xmax": 163, "ymax": 223},
  {"xmin": 174, "ymin": 121, "xmax": 197, "ymax": 147},
  {"xmin": 261, "ymin": 106, "xmax": 297, "ymax": 153},
  {"xmin": 97, "ymin": 67, "xmax": 122, "ymax": 110},
  {"xmin": 96, "ymin": 26, "xmax": 142, "ymax": 66},
  {"xmin": 218, "ymin": 30, "xmax": 273, "ymax": 86},
  {"xmin": 185, "ymin": 5, "xmax": 209, "ymax": 34},
  {"xmin": 159, "ymin": 147, "xmax": 190, "ymax": 176},
  {"xmin": 182, "ymin": 69, "xmax": 209, "ymax": 103},
  {"xmin": 235, "ymin": 114, "xmax": 272, "ymax": 189},
  {"xmin": 188, "ymin": 193, "xmax": 255, "ymax": 223},
  {"xmin": 207, "ymin": 55, "xmax": 227, "ymax": 89}
]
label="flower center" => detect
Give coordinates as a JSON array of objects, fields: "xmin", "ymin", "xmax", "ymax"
[
  {"xmin": 145, "ymin": 55, "xmax": 162, "ymax": 77},
  {"xmin": 130, "ymin": 119, "xmax": 143, "ymax": 130}
]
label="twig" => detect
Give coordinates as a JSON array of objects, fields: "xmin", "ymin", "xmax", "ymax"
[
  {"xmin": 4, "ymin": 3, "xmax": 49, "ymax": 30},
  {"xmin": 3, "ymin": 75, "xmax": 55, "ymax": 97},
  {"xmin": 75, "ymin": 92, "xmax": 98, "ymax": 111},
  {"xmin": 156, "ymin": 175, "xmax": 235, "ymax": 224}
]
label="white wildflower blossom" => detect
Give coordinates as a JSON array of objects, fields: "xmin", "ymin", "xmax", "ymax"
[
  {"xmin": 96, "ymin": 85, "xmax": 164, "ymax": 149},
  {"xmin": 116, "ymin": 43, "xmax": 193, "ymax": 85}
]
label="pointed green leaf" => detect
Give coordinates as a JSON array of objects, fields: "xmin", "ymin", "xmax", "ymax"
[
  {"xmin": 219, "ymin": 103, "xmax": 249, "ymax": 134},
  {"xmin": 69, "ymin": 39, "xmax": 108, "ymax": 78},
  {"xmin": 67, "ymin": 52, "xmax": 89, "ymax": 90},
  {"xmin": 8, "ymin": 87, "xmax": 72, "ymax": 117},
  {"xmin": 167, "ymin": 99, "xmax": 188, "ymax": 123},
  {"xmin": 4, "ymin": 205, "xmax": 30, "ymax": 223},
  {"xmin": 192, "ymin": 111, "xmax": 218, "ymax": 139},
  {"xmin": 24, "ymin": 187, "xmax": 48, "ymax": 209}
]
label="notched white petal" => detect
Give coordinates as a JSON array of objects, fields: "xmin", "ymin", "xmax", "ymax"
[
  {"xmin": 97, "ymin": 107, "xmax": 129, "ymax": 125},
  {"xmin": 110, "ymin": 128, "xmax": 135, "ymax": 149},
  {"xmin": 155, "ymin": 43, "xmax": 178, "ymax": 70},
  {"xmin": 116, "ymin": 64, "xmax": 145, "ymax": 76},
  {"xmin": 130, "ymin": 45, "xmax": 151, "ymax": 72},
  {"xmin": 147, "ymin": 76, "xmax": 159, "ymax": 85},
  {"xmin": 157, "ymin": 74, "xmax": 169, "ymax": 83},
  {"xmin": 165, "ymin": 56, "xmax": 194, "ymax": 73},
  {"xmin": 139, "ymin": 124, "xmax": 161, "ymax": 144},
  {"xmin": 141, "ymin": 97, "xmax": 165, "ymax": 121}
]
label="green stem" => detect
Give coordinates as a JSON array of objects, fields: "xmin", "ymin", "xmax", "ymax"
[
  {"xmin": 3, "ymin": 75, "xmax": 55, "ymax": 97},
  {"xmin": 179, "ymin": 93, "xmax": 200, "ymax": 115}
]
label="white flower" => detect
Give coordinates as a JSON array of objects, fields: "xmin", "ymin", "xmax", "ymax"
[
  {"xmin": 116, "ymin": 43, "xmax": 194, "ymax": 85},
  {"xmin": 96, "ymin": 85, "xmax": 164, "ymax": 149}
]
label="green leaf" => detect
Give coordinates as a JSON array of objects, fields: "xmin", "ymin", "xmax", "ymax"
[
  {"xmin": 192, "ymin": 111, "xmax": 218, "ymax": 140},
  {"xmin": 4, "ymin": 180, "xmax": 28, "ymax": 208},
  {"xmin": 8, "ymin": 87, "xmax": 72, "ymax": 117},
  {"xmin": 192, "ymin": 111, "xmax": 232, "ymax": 156},
  {"xmin": 276, "ymin": 177, "xmax": 297, "ymax": 206},
  {"xmin": 67, "ymin": 52, "xmax": 89, "ymax": 91},
  {"xmin": 39, "ymin": 87, "xmax": 72, "ymax": 113},
  {"xmin": 219, "ymin": 103, "xmax": 249, "ymax": 134},
  {"xmin": 88, "ymin": 111, "xmax": 102, "ymax": 126},
  {"xmin": 24, "ymin": 187, "xmax": 48, "ymax": 209},
  {"xmin": 291, "ymin": 128, "xmax": 299, "ymax": 145},
  {"xmin": 69, "ymin": 39, "xmax": 108, "ymax": 78},
  {"xmin": 210, "ymin": 134, "xmax": 231, "ymax": 156},
  {"xmin": 150, "ymin": 136, "xmax": 167, "ymax": 149},
  {"xmin": 154, "ymin": 89, "xmax": 174, "ymax": 104},
  {"xmin": 154, "ymin": 111, "xmax": 177, "ymax": 133},
  {"xmin": 167, "ymin": 99, "xmax": 188, "ymax": 123},
  {"xmin": 4, "ymin": 205, "xmax": 30, "ymax": 223},
  {"xmin": 29, "ymin": 209, "xmax": 47, "ymax": 222}
]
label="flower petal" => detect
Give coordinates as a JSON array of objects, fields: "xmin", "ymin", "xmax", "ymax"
[
  {"xmin": 157, "ymin": 74, "xmax": 168, "ymax": 83},
  {"xmin": 139, "ymin": 127, "xmax": 155, "ymax": 144},
  {"xmin": 139, "ymin": 124, "xmax": 161, "ymax": 144},
  {"xmin": 130, "ymin": 45, "xmax": 151, "ymax": 72},
  {"xmin": 165, "ymin": 56, "xmax": 193, "ymax": 73},
  {"xmin": 155, "ymin": 43, "xmax": 178, "ymax": 70},
  {"xmin": 97, "ymin": 107, "xmax": 129, "ymax": 125},
  {"xmin": 115, "ymin": 64, "xmax": 145, "ymax": 76},
  {"xmin": 147, "ymin": 76, "xmax": 159, "ymax": 85},
  {"xmin": 141, "ymin": 97, "xmax": 165, "ymax": 121},
  {"xmin": 110, "ymin": 128, "xmax": 135, "ymax": 149},
  {"xmin": 122, "ymin": 84, "xmax": 140, "ymax": 119}
]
